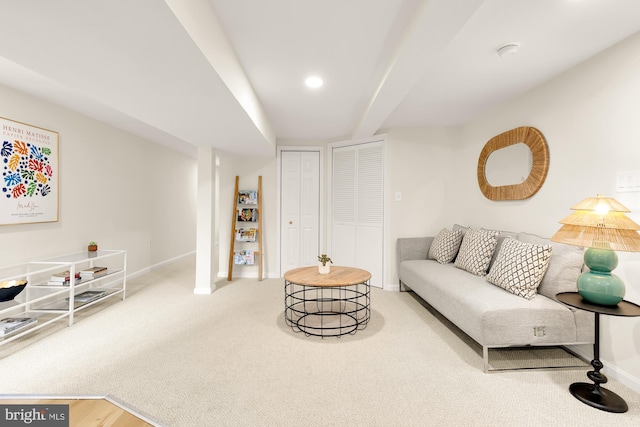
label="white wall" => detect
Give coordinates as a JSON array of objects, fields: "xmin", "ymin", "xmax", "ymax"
[
  {"xmin": 0, "ymin": 84, "xmax": 197, "ymax": 275},
  {"xmin": 447, "ymin": 32, "xmax": 640, "ymax": 391},
  {"xmin": 380, "ymin": 31, "xmax": 640, "ymax": 392},
  {"xmin": 385, "ymin": 127, "xmax": 460, "ymax": 283}
]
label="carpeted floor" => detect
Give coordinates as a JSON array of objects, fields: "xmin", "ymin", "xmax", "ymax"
[{"xmin": 1, "ymin": 255, "xmax": 639, "ymax": 426}]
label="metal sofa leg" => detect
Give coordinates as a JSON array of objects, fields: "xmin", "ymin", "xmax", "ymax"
[
  {"xmin": 483, "ymin": 346, "xmax": 490, "ymax": 373},
  {"xmin": 399, "ymin": 280, "xmax": 411, "ymax": 292}
]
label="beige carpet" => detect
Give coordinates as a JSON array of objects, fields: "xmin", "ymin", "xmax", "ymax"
[{"xmin": 1, "ymin": 256, "xmax": 639, "ymax": 426}]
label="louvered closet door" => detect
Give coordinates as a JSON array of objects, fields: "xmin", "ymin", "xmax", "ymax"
[{"xmin": 331, "ymin": 142, "xmax": 384, "ymax": 288}]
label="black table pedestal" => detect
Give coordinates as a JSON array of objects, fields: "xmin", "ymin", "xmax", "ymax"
[
  {"xmin": 568, "ymin": 312, "xmax": 628, "ymax": 413},
  {"xmin": 556, "ymin": 292, "xmax": 640, "ymax": 413},
  {"xmin": 570, "ymin": 382, "xmax": 628, "ymax": 413}
]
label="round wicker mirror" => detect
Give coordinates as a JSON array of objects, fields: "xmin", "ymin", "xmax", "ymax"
[{"xmin": 477, "ymin": 126, "xmax": 549, "ymax": 201}]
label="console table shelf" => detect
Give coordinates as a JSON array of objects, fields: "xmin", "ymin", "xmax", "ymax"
[{"xmin": 0, "ymin": 250, "xmax": 126, "ymax": 347}]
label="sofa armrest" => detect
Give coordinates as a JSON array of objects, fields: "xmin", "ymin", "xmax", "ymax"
[{"xmin": 396, "ymin": 237, "xmax": 434, "ymax": 272}]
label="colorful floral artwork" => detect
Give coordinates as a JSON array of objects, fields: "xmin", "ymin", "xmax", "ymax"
[{"xmin": 1, "ymin": 117, "xmax": 58, "ymax": 225}]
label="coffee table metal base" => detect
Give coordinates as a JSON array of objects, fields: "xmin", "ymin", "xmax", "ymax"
[{"xmin": 285, "ymin": 281, "xmax": 370, "ymax": 337}]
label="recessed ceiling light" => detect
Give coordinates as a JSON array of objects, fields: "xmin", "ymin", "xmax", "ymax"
[{"xmin": 305, "ymin": 76, "xmax": 323, "ymax": 89}]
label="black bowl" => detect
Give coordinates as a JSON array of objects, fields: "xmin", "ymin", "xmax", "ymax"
[{"xmin": 0, "ymin": 280, "xmax": 28, "ymax": 302}]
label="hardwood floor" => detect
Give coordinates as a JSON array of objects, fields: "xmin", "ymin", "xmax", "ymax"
[{"xmin": 1, "ymin": 396, "xmax": 159, "ymax": 427}]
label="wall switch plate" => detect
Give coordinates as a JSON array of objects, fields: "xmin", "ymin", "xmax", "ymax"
[
  {"xmin": 395, "ymin": 191, "xmax": 402, "ymax": 201},
  {"xmin": 616, "ymin": 172, "xmax": 640, "ymax": 193}
]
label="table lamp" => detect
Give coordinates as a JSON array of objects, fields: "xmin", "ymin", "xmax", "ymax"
[{"xmin": 551, "ymin": 194, "xmax": 640, "ymax": 306}]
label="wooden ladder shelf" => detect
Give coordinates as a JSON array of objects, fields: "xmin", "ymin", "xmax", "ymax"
[{"xmin": 228, "ymin": 176, "xmax": 263, "ymax": 281}]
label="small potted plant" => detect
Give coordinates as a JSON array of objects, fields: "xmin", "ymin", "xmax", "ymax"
[
  {"xmin": 317, "ymin": 254, "xmax": 333, "ymax": 274},
  {"xmin": 88, "ymin": 241, "xmax": 98, "ymax": 252}
]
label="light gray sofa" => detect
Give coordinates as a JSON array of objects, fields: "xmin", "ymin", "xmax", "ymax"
[{"xmin": 397, "ymin": 226, "xmax": 594, "ymax": 372}]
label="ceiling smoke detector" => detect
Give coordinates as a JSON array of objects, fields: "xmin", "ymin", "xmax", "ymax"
[{"xmin": 496, "ymin": 42, "xmax": 520, "ymax": 58}]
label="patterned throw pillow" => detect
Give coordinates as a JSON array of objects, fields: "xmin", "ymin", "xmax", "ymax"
[
  {"xmin": 517, "ymin": 232, "xmax": 583, "ymax": 301},
  {"xmin": 429, "ymin": 228, "xmax": 464, "ymax": 264},
  {"xmin": 486, "ymin": 237, "xmax": 552, "ymax": 300},
  {"xmin": 453, "ymin": 228, "xmax": 498, "ymax": 276}
]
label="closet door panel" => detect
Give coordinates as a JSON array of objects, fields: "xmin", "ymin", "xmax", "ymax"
[
  {"xmin": 356, "ymin": 225, "xmax": 383, "ymax": 287},
  {"xmin": 300, "ymin": 152, "xmax": 320, "ymax": 266},
  {"xmin": 280, "ymin": 150, "xmax": 321, "ymax": 274},
  {"xmin": 331, "ymin": 141, "xmax": 384, "ymax": 288}
]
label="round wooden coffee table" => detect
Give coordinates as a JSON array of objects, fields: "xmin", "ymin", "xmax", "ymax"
[{"xmin": 284, "ymin": 266, "xmax": 371, "ymax": 337}]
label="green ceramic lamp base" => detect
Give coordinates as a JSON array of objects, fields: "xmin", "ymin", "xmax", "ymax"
[{"xmin": 578, "ymin": 247, "xmax": 625, "ymax": 306}]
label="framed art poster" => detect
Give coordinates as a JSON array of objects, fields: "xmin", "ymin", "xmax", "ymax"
[{"xmin": 1, "ymin": 117, "xmax": 59, "ymax": 225}]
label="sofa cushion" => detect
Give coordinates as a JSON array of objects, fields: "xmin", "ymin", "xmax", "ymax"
[
  {"xmin": 453, "ymin": 224, "xmax": 469, "ymax": 235},
  {"xmin": 429, "ymin": 228, "xmax": 463, "ymax": 264},
  {"xmin": 517, "ymin": 232, "xmax": 583, "ymax": 301},
  {"xmin": 486, "ymin": 237, "xmax": 552, "ymax": 299},
  {"xmin": 454, "ymin": 228, "xmax": 498, "ymax": 276},
  {"xmin": 399, "ymin": 259, "xmax": 581, "ymax": 346}
]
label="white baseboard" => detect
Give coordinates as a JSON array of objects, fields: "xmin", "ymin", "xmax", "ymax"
[
  {"xmin": 150, "ymin": 251, "xmax": 196, "ymax": 271},
  {"xmin": 384, "ymin": 282, "xmax": 400, "ymax": 292},
  {"xmin": 602, "ymin": 361, "xmax": 640, "ymax": 393},
  {"xmin": 127, "ymin": 251, "xmax": 195, "ymax": 280},
  {"xmin": 127, "ymin": 267, "xmax": 151, "ymax": 281},
  {"xmin": 603, "ymin": 361, "xmax": 640, "ymax": 395},
  {"xmin": 565, "ymin": 344, "xmax": 591, "ymax": 362}
]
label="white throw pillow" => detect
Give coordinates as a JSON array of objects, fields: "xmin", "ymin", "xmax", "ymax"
[
  {"xmin": 453, "ymin": 228, "xmax": 498, "ymax": 276},
  {"xmin": 429, "ymin": 228, "xmax": 464, "ymax": 264},
  {"xmin": 486, "ymin": 237, "xmax": 552, "ymax": 300}
]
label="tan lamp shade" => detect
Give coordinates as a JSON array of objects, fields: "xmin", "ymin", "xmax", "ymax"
[{"xmin": 550, "ymin": 195, "xmax": 640, "ymax": 252}]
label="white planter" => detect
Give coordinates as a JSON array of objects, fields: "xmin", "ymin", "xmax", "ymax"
[{"xmin": 318, "ymin": 263, "xmax": 331, "ymax": 274}]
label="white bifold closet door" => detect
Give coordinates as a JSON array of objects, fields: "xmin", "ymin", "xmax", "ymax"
[
  {"xmin": 280, "ymin": 150, "xmax": 321, "ymax": 275},
  {"xmin": 331, "ymin": 141, "xmax": 384, "ymax": 288}
]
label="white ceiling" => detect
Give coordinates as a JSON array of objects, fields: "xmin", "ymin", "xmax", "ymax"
[{"xmin": 1, "ymin": 0, "xmax": 639, "ymax": 158}]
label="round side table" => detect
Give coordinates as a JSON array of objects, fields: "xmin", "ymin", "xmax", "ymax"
[
  {"xmin": 284, "ymin": 266, "xmax": 371, "ymax": 337},
  {"xmin": 556, "ymin": 292, "xmax": 640, "ymax": 413}
]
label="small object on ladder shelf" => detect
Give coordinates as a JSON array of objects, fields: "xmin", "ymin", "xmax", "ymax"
[{"xmin": 228, "ymin": 176, "xmax": 263, "ymax": 281}]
